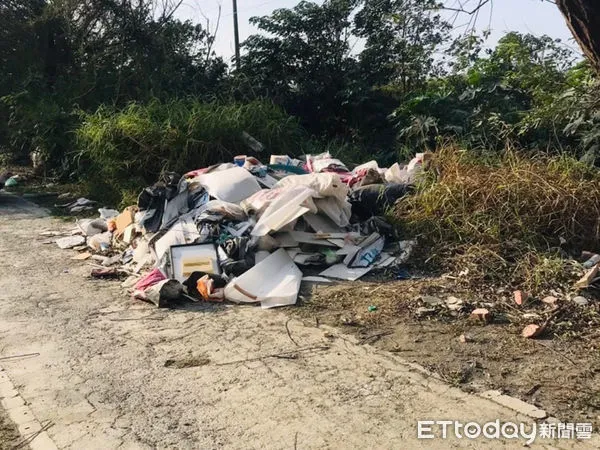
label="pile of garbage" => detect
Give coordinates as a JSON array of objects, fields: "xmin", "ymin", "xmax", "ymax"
[{"xmin": 54, "ymin": 152, "xmax": 427, "ymax": 309}]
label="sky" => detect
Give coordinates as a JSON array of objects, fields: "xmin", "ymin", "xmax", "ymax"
[{"xmin": 175, "ymin": 0, "xmax": 579, "ymax": 64}]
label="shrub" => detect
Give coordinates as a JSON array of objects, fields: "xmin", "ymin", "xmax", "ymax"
[
  {"xmin": 1, "ymin": 93, "xmax": 78, "ymax": 175},
  {"xmin": 76, "ymin": 98, "xmax": 307, "ymax": 205},
  {"xmin": 395, "ymin": 145, "xmax": 600, "ymax": 292}
]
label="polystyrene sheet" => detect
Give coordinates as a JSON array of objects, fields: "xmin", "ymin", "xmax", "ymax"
[{"xmin": 224, "ymin": 249, "xmax": 302, "ymax": 309}]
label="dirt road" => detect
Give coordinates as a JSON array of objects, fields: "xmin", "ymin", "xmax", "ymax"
[{"xmin": 0, "ymin": 192, "xmax": 596, "ymax": 449}]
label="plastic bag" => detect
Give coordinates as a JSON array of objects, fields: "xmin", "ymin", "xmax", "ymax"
[{"xmin": 274, "ymin": 173, "xmax": 349, "ymax": 202}]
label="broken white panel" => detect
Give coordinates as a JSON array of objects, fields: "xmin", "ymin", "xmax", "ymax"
[
  {"xmin": 255, "ymin": 250, "xmax": 271, "ymax": 264},
  {"xmin": 327, "ymin": 239, "xmax": 346, "ymax": 248},
  {"xmin": 197, "ymin": 166, "xmax": 261, "ymax": 204},
  {"xmin": 375, "ymin": 252, "xmax": 396, "ymax": 268},
  {"xmin": 252, "ymin": 187, "xmax": 317, "ymax": 236},
  {"xmin": 302, "ymin": 276, "xmax": 335, "ymax": 284},
  {"xmin": 285, "ymin": 247, "xmax": 301, "ymax": 259},
  {"xmin": 319, "ymin": 264, "xmax": 372, "ymax": 281},
  {"xmin": 336, "ymin": 245, "xmax": 361, "ymax": 256},
  {"xmin": 154, "ymin": 216, "xmax": 200, "ymax": 262},
  {"xmin": 224, "ymin": 249, "xmax": 302, "ymax": 309},
  {"xmin": 56, "ymin": 235, "xmax": 86, "ymax": 249},
  {"xmin": 289, "ymin": 231, "xmax": 339, "ymax": 247},
  {"xmin": 303, "ymin": 213, "xmax": 342, "ymax": 234},
  {"xmin": 274, "ymin": 232, "xmax": 300, "ymax": 248}
]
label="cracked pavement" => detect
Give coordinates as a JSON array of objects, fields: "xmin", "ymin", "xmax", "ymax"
[{"xmin": 0, "ymin": 193, "xmax": 597, "ymax": 449}]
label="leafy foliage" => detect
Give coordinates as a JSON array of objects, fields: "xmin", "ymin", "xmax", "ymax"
[
  {"xmin": 354, "ymin": 0, "xmax": 451, "ymax": 89},
  {"xmin": 0, "ymin": 0, "xmax": 225, "ymax": 174},
  {"xmin": 241, "ymin": 0, "xmax": 361, "ymax": 138},
  {"xmin": 76, "ymin": 99, "xmax": 306, "ymax": 204},
  {"xmin": 392, "ymin": 32, "xmax": 595, "ymax": 153}
]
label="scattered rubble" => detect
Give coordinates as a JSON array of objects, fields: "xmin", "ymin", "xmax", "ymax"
[
  {"xmin": 470, "ymin": 308, "xmax": 491, "ymax": 323},
  {"xmin": 522, "ymin": 324, "xmax": 543, "ymax": 339},
  {"xmin": 513, "ymin": 290, "xmax": 528, "ymax": 306},
  {"xmin": 572, "ymin": 295, "xmax": 589, "ymax": 306}
]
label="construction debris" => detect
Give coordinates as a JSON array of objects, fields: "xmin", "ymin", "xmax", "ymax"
[
  {"xmin": 470, "ymin": 308, "xmax": 491, "ymax": 323},
  {"xmin": 54, "ymin": 152, "xmax": 423, "ymax": 308}
]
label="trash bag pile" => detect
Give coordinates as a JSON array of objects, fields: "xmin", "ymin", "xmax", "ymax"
[{"xmin": 55, "ymin": 152, "xmax": 428, "ymax": 309}]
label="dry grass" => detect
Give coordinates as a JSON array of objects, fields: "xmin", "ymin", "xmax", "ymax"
[{"xmin": 394, "ymin": 146, "xmax": 600, "ymax": 293}]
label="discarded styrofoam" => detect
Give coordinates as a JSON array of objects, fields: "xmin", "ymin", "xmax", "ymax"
[
  {"xmin": 319, "ymin": 264, "xmax": 372, "ymax": 281},
  {"xmin": 197, "ymin": 166, "xmax": 261, "ymax": 204},
  {"xmin": 224, "ymin": 248, "xmax": 302, "ymax": 309},
  {"xmin": 56, "ymin": 235, "xmax": 86, "ymax": 249}
]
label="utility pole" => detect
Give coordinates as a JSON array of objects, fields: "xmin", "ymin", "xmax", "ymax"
[{"xmin": 232, "ymin": 0, "xmax": 241, "ymax": 71}]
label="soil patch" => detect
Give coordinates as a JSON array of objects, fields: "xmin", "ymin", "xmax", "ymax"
[{"xmin": 298, "ymin": 278, "xmax": 600, "ymax": 425}]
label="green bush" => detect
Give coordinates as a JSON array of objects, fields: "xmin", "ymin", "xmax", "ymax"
[
  {"xmin": 1, "ymin": 93, "xmax": 78, "ymax": 174},
  {"xmin": 395, "ymin": 145, "xmax": 600, "ymax": 293},
  {"xmin": 76, "ymin": 98, "xmax": 308, "ymax": 205}
]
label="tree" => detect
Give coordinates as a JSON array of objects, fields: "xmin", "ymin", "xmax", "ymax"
[
  {"xmin": 241, "ymin": 0, "xmax": 361, "ymax": 137},
  {"xmin": 354, "ymin": 0, "xmax": 451, "ymax": 91},
  {"xmin": 0, "ymin": 0, "xmax": 226, "ymax": 170},
  {"xmin": 556, "ymin": 0, "xmax": 600, "ymax": 73},
  {"xmin": 392, "ymin": 32, "xmax": 579, "ymax": 151},
  {"xmin": 440, "ymin": 0, "xmax": 600, "ymax": 74}
]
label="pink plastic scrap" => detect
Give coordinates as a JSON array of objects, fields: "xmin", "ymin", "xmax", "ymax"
[
  {"xmin": 184, "ymin": 168, "xmax": 211, "ymax": 179},
  {"xmin": 134, "ymin": 268, "xmax": 167, "ymax": 292}
]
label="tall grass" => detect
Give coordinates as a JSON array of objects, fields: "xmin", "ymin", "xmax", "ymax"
[
  {"xmin": 76, "ymin": 98, "xmax": 307, "ymax": 205},
  {"xmin": 395, "ymin": 145, "xmax": 600, "ymax": 292}
]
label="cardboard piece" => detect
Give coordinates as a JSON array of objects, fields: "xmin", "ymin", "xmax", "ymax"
[
  {"xmin": 115, "ymin": 206, "xmax": 137, "ymax": 236},
  {"xmin": 71, "ymin": 252, "xmax": 92, "ymax": 260}
]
